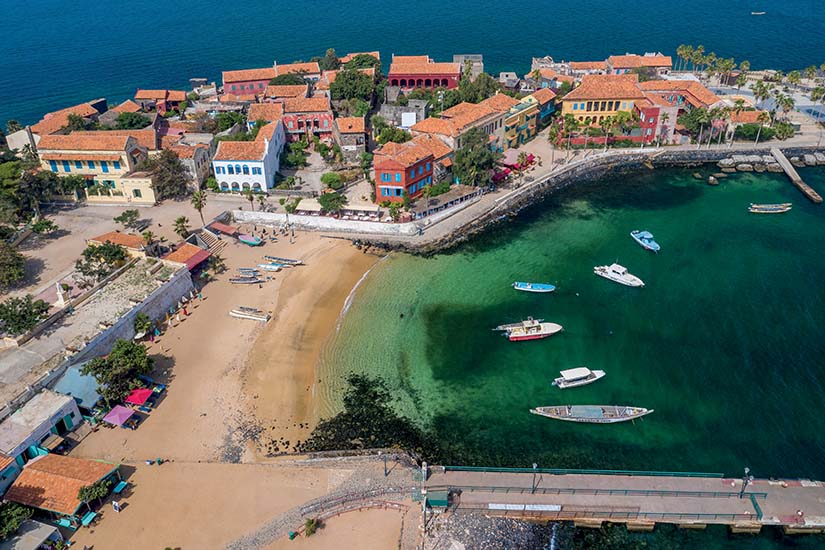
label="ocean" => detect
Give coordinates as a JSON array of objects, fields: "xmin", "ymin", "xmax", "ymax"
[
  {"xmin": 321, "ymin": 167, "xmax": 825, "ymax": 481},
  {"xmin": 2, "ymin": 0, "xmax": 824, "ymax": 126}
]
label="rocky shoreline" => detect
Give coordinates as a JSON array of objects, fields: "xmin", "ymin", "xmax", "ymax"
[{"xmin": 717, "ymin": 151, "xmax": 825, "ymax": 173}]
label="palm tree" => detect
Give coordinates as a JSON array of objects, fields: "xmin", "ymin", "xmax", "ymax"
[
  {"xmin": 599, "ymin": 116, "xmax": 613, "ymax": 152},
  {"xmin": 547, "ymin": 123, "xmax": 560, "ymax": 165},
  {"xmin": 754, "ymin": 111, "xmax": 771, "ymax": 145},
  {"xmin": 257, "ymin": 194, "xmax": 267, "ymax": 212},
  {"xmin": 716, "ymin": 107, "xmax": 731, "ymax": 147},
  {"xmin": 516, "ymin": 151, "xmax": 529, "ymax": 185},
  {"xmin": 775, "ymin": 94, "xmax": 795, "ymax": 121},
  {"xmin": 692, "ymin": 45, "xmax": 705, "ymax": 71},
  {"xmin": 804, "ymin": 66, "xmax": 817, "ymax": 81},
  {"xmin": 563, "ymin": 114, "xmax": 579, "ymax": 162},
  {"xmin": 142, "ymin": 230, "xmax": 157, "ymax": 256},
  {"xmin": 676, "ymin": 45, "xmax": 688, "ymax": 72},
  {"xmin": 173, "ymin": 216, "xmax": 190, "ymax": 238},
  {"xmin": 657, "ymin": 112, "xmax": 670, "ymax": 147},
  {"xmin": 739, "ymin": 60, "xmax": 750, "ymax": 73},
  {"xmin": 811, "ymin": 86, "xmax": 825, "ymax": 124},
  {"xmin": 191, "ymin": 190, "xmax": 207, "ymax": 226},
  {"xmin": 787, "ymin": 70, "xmax": 802, "ymax": 89},
  {"xmin": 243, "ymin": 189, "xmax": 255, "ymax": 211}
]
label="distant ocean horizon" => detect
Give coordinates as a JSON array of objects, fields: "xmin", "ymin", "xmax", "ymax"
[{"xmin": 2, "ymin": 0, "xmax": 824, "ymax": 126}]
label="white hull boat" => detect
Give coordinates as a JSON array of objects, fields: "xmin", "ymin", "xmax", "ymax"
[
  {"xmin": 552, "ymin": 367, "xmax": 606, "ymax": 389},
  {"xmin": 594, "ymin": 263, "xmax": 644, "ymax": 287}
]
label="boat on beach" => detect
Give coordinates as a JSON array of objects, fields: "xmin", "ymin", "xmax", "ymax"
[
  {"xmin": 229, "ymin": 307, "xmax": 270, "ymax": 322},
  {"xmin": 496, "ymin": 318, "xmax": 563, "ymax": 342},
  {"xmin": 263, "ymin": 255, "xmax": 303, "ymax": 265},
  {"xmin": 630, "ymin": 230, "xmax": 660, "ymax": 252},
  {"xmin": 530, "ymin": 405, "xmax": 653, "ymax": 423},
  {"xmin": 552, "ymin": 367, "xmax": 606, "ymax": 389},
  {"xmin": 229, "ymin": 277, "xmax": 263, "ymax": 284},
  {"xmin": 512, "ymin": 282, "xmax": 556, "ymax": 293},
  {"xmin": 239, "ymin": 234, "xmax": 263, "ymax": 246},
  {"xmin": 256, "ymin": 263, "xmax": 282, "ymax": 272},
  {"xmin": 749, "ymin": 203, "xmax": 792, "ymax": 214},
  {"xmin": 594, "ymin": 263, "xmax": 644, "ymax": 287}
]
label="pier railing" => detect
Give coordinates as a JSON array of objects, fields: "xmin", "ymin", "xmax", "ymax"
[
  {"xmin": 441, "ymin": 465, "xmax": 725, "ymax": 478},
  {"xmin": 428, "ymin": 484, "xmax": 768, "ymax": 500}
]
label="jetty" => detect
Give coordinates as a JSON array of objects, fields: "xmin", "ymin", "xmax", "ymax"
[
  {"xmin": 423, "ymin": 466, "xmax": 825, "ymax": 534},
  {"xmin": 770, "ymin": 148, "xmax": 822, "ymax": 203}
]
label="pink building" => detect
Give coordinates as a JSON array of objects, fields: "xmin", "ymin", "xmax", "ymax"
[
  {"xmin": 280, "ymin": 97, "xmax": 334, "ymax": 142},
  {"xmin": 388, "ymin": 55, "xmax": 461, "ymax": 90},
  {"xmin": 222, "ymin": 61, "xmax": 322, "ymax": 95}
]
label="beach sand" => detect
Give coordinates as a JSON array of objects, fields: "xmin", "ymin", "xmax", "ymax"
[{"xmin": 266, "ymin": 508, "xmax": 406, "ymax": 550}]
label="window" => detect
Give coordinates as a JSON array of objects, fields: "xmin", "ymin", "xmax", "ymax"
[
  {"xmin": 323, "ymin": 119, "xmax": 328, "ymax": 127},
  {"xmin": 235, "ymin": 164, "xmax": 241, "ymax": 174},
  {"xmin": 228, "ymin": 165, "xmax": 234, "ymax": 175},
  {"xmin": 426, "ymin": 162, "xmax": 431, "ymax": 171},
  {"xmin": 231, "ymin": 85, "xmax": 237, "ymax": 91},
  {"xmin": 409, "ymin": 170, "xmax": 414, "ymax": 179},
  {"xmin": 258, "ymin": 83, "xmax": 264, "ymax": 89},
  {"xmin": 381, "ymin": 173, "xmax": 390, "ymax": 182},
  {"xmin": 426, "ymin": 176, "xmax": 432, "ymax": 184},
  {"xmin": 113, "ymin": 161, "xmax": 121, "ymax": 170},
  {"xmin": 134, "ymin": 189, "xmax": 142, "ymax": 198},
  {"xmin": 395, "ymin": 188, "xmax": 402, "ymax": 196},
  {"xmin": 62, "ymin": 161, "xmax": 71, "ymax": 172},
  {"xmin": 418, "ymin": 166, "xmax": 423, "ymax": 175},
  {"xmin": 87, "ymin": 160, "xmax": 95, "ymax": 168},
  {"xmin": 101, "ymin": 161, "xmax": 109, "ymax": 173},
  {"xmin": 288, "ymin": 121, "xmax": 294, "ymax": 129},
  {"xmin": 381, "ymin": 187, "xmax": 390, "ymax": 196},
  {"xmin": 75, "ymin": 160, "xmax": 82, "ymax": 169},
  {"xmin": 242, "ymin": 165, "xmax": 250, "ymax": 175},
  {"xmin": 395, "ymin": 173, "xmax": 401, "ymax": 182},
  {"xmin": 573, "ymin": 103, "xmax": 578, "ymax": 111},
  {"xmin": 49, "ymin": 160, "xmax": 58, "ymax": 172}
]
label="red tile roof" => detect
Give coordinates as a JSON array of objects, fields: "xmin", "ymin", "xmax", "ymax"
[
  {"xmin": 38, "ymin": 133, "xmax": 133, "ymax": 151},
  {"xmin": 335, "ymin": 117, "xmax": 365, "ymax": 134},
  {"xmin": 275, "ymin": 62, "xmax": 320, "ymax": 76},
  {"xmin": 88, "ymin": 231, "xmax": 146, "ymax": 250},
  {"xmin": 412, "ymin": 101, "xmax": 499, "ymax": 138},
  {"xmin": 529, "ymin": 88, "xmax": 557, "ymax": 104},
  {"xmin": 538, "ymin": 68, "xmax": 558, "ymax": 79},
  {"xmin": 563, "ymin": 74, "xmax": 645, "ymax": 101},
  {"xmin": 30, "ymin": 103, "xmax": 100, "ymax": 136},
  {"xmin": 411, "ymin": 134, "xmax": 451, "ymax": 161},
  {"xmin": 263, "ymin": 84, "xmax": 308, "ymax": 98},
  {"xmin": 5, "ymin": 454, "xmax": 118, "ymax": 515},
  {"xmin": 481, "ymin": 93, "xmax": 521, "ymax": 112},
  {"xmin": 76, "ymin": 129, "xmax": 157, "ymax": 150},
  {"xmin": 255, "ymin": 121, "xmax": 281, "ymax": 142},
  {"xmin": 168, "ymin": 143, "xmax": 207, "ymax": 158},
  {"xmin": 375, "ymin": 139, "xmax": 435, "ymax": 168},
  {"xmin": 113, "ymin": 99, "xmax": 142, "ymax": 113},
  {"xmin": 283, "ymin": 96, "xmax": 330, "ymax": 114},
  {"xmin": 730, "ymin": 109, "xmax": 767, "ymax": 124},
  {"xmin": 159, "ymin": 135, "xmax": 183, "ymax": 149},
  {"xmin": 570, "ymin": 61, "xmax": 607, "ymax": 71},
  {"xmin": 248, "ymin": 103, "xmax": 284, "ymax": 122},
  {"xmin": 340, "ymin": 51, "xmax": 381, "ymax": 64},
  {"xmin": 213, "ymin": 140, "xmax": 267, "ymax": 161},
  {"xmin": 40, "ymin": 153, "xmax": 123, "ymax": 162},
  {"xmin": 608, "ymin": 54, "xmax": 672, "ymax": 69},
  {"xmin": 163, "ymin": 243, "xmax": 211, "ymax": 269},
  {"xmin": 638, "ymin": 80, "xmax": 720, "ymax": 108},
  {"xmin": 222, "ymin": 67, "xmax": 276, "ymax": 83}
]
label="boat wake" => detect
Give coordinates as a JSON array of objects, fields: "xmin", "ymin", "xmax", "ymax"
[{"xmin": 336, "ymin": 254, "xmax": 389, "ymax": 332}]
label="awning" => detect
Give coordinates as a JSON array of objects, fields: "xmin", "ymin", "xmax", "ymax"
[
  {"xmin": 125, "ymin": 388, "xmax": 153, "ymax": 406},
  {"xmin": 102, "ymin": 405, "xmax": 134, "ymax": 426},
  {"xmin": 343, "ymin": 203, "xmax": 380, "ymax": 213},
  {"xmin": 41, "ymin": 434, "xmax": 65, "ymax": 451},
  {"xmin": 295, "ymin": 198, "xmax": 323, "ymax": 213},
  {"xmin": 208, "ymin": 222, "xmax": 238, "ymax": 236}
]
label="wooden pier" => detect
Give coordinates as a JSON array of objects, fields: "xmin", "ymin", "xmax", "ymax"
[
  {"xmin": 425, "ymin": 466, "xmax": 825, "ymax": 535},
  {"xmin": 770, "ymin": 148, "xmax": 823, "ymax": 203}
]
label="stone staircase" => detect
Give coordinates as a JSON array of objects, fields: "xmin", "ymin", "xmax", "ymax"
[{"xmin": 198, "ymin": 228, "xmax": 227, "ymax": 255}]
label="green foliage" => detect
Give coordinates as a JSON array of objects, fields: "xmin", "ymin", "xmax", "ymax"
[
  {"xmin": 205, "ymin": 176, "xmax": 219, "ymax": 192},
  {"xmin": 66, "ymin": 113, "xmax": 97, "ymax": 132},
  {"xmin": 113, "ymin": 209, "xmax": 140, "ymax": 229},
  {"xmin": 283, "ymin": 198, "xmax": 302, "ymax": 213},
  {"xmin": 191, "ymin": 190, "xmax": 207, "ymax": 226},
  {"xmin": 426, "ymin": 181, "xmax": 451, "ymax": 197},
  {"xmin": 304, "ymin": 518, "xmax": 321, "ymax": 537},
  {"xmin": 282, "ymin": 140, "xmax": 309, "ymax": 168},
  {"xmin": 0, "ymin": 242, "xmax": 26, "ymax": 289},
  {"xmin": 114, "ymin": 112, "xmax": 151, "ymax": 130},
  {"xmin": 359, "ymin": 152, "xmax": 373, "ymax": 174},
  {"xmin": 134, "ymin": 312, "xmax": 152, "ymax": 334},
  {"xmin": 453, "ymin": 127, "xmax": 499, "ymax": 187},
  {"xmin": 330, "ymin": 67, "xmax": 375, "ymax": 102},
  {"xmin": 458, "ymin": 72, "xmax": 502, "ymax": 104},
  {"xmin": 216, "ymin": 112, "xmax": 245, "ymax": 132},
  {"xmin": 0, "ymin": 502, "xmax": 32, "ymax": 541},
  {"xmin": 30, "ymin": 218, "xmax": 58, "ymax": 234},
  {"xmin": 377, "ymin": 127, "xmax": 411, "ymax": 145},
  {"xmin": 75, "ymin": 242, "xmax": 128, "ymax": 283},
  {"xmin": 320, "ymin": 172, "xmax": 343, "ymax": 189},
  {"xmin": 318, "ymin": 48, "xmax": 340, "ymax": 71},
  {"xmin": 773, "ymin": 121, "xmax": 795, "ymax": 140},
  {"xmin": 734, "ymin": 123, "xmax": 775, "ymax": 141},
  {"xmin": 318, "ymin": 191, "xmax": 347, "ymax": 213},
  {"xmin": 350, "ymin": 98, "xmax": 370, "ymax": 117},
  {"xmin": 208, "ymin": 253, "xmax": 226, "ymax": 274},
  {"xmin": 0, "ymin": 295, "xmax": 50, "ymax": 336},
  {"xmin": 269, "ymin": 73, "xmax": 306, "ymax": 86},
  {"xmin": 81, "ymin": 339, "xmax": 153, "ymax": 405},
  {"xmin": 5, "ymin": 120, "xmax": 22, "ymax": 134},
  {"xmin": 345, "ymin": 54, "xmax": 381, "ymax": 71},
  {"xmin": 173, "ymin": 215, "xmax": 190, "ymax": 238},
  {"xmin": 139, "ymin": 149, "xmax": 189, "ymax": 199},
  {"xmin": 77, "ymin": 479, "xmax": 112, "ymax": 504}
]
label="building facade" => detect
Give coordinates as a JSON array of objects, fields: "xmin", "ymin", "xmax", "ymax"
[
  {"xmin": 332, "ymin": 117, "xmax": 366, "ymax": 162},
  {"xmin": 281, "ymin": 97, "xmax": 334, "ymax": 142},
  {"xmin": 373, "ymin": 139, "xmax": 434, "ymax": 203},
  {"xmin": 411, "ymin": 101, "xmax": 506, "ymax": 151},
  {"xmin": 606, "ymin": 54, "xmax": 672, "ymax": 76},
  {"xmin": 388, "ymin": 55, "xmax": 462, "ymax": 90},
  {"xmin": 481, "ymin": 94, "xmax": 539, "ymax": 149},
  {"xmin": 561, "ymin": 74, "xmax": 646, "ymax": 125},
  {"xmin": 211, "ymin": 121, "xmax": 284, "ymax": 192}
]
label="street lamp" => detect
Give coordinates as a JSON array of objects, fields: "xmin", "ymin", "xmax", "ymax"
[
  {"xmin": 532, "ymin": 463, "xmax": 538, "ymax": 494},
  {"xmin": 739, "ymin": 467, "xmax": 753, "ymax": 499}
]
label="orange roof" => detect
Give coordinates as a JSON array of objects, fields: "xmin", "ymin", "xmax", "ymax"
[
  {"xmin": 30, "ymin": 102, "xmax": 100, "ymax": 136},
  {"xmin": 283, "ymin": 96, "xmax": 330, "ymax": 114},
  {"xmin": 88, "ymin": 231, "xmax": 146, "ymax": 249},
  {"xmin": 163, "ymin": 242, "xmax": 211, "ymax": 266},
  {"xmin": 481, "ymin": 93, "xmax": 521, "ymax": 112},
  {"xmin": 76, "ymin": 129, "xmax": 157, "ymax": 150},
  {"xmin": 275, "ymin": 61, "xmax": 320, "ymax": 76},
  {"xmin": 213, "ymin": 140, "xmax": 267, "ymax": 161},
  {"xmin": 255, "ymin": 121, "xmax": 282, "ymax": 142},
  {"xmin": 570, "ymin": 61, "xmax": 607, "ymax": 71},
  {"xmin": 411, "ymin": 133, "xmax": 451, "ymax": 160},
  {"xmin": 219, "ymin": 93, "xmax": 258, "ymax": 103},
  {"xmin": 263, "ymin": 84, "xmax": 308, "ymax": 98},
  {"xmin": 40, "ymin": 153, "xmax": 123, "ymax": 162},
  {"xmin": 335, "ymin": 117, "xmax": 365, "ymax": 134},
  {"xmin": 538, "ymin": 68, "xmax": 557, "ymax": 79},
  {"xmin": 529, "ymin": 88, "xmax": 557, "ymax": 104},
  {"xmin": 340, "ymin": 51, "xmax": 381, "ymax": 64},
  {"xmin": 113, "ymin": 99, "xmax": 142, "ymax": 113},
  {"xmin": 5, "ymin": 454, "xmax": 118, "ymax": 515},
  {"xmin": 563, "ymin": 74, "xmax": 645, "ymax": 101},
  {"xmin": 375, "ymin": 139, "xmax": 434, "ymax": 168},
  {"xmin": 223, "ymin": 67, "xmax": 276, "ymax": 83},
  {"xmin": 0, "ymin": 454, "xmax": 14, "ymax": 471},
  {"xmin": 556, "ymin": 75, "xmax": 575, "ymax": 84},
  {"xmin": 730, "ymin": 109, "xmax": 767, "ymax": 124},
  {"xmin": 168, "ymin": 143, "xmax": 207, "ymax": 158},
  {"xmin": 608, "ymin": 54, "xmax": 672, "ymax": 69},
  {"xmin": 167, "ymin": 90, "xmax": 187, "ymax": 102},
  {"xmin": 390, "ymin": 60, "xmax": 461, "ymax": 76},
  {"xmin": 638, "ymin": 80, "xmax": 720, "ymax": 108},
  {"xmin": 412, "ymin": 102, "xmax": 498, "ymax": 137},
  {"xmin": 392, "ymin": 55, "xmax": 431, "ymax": 64},
  {"xmin": 248, "ymin": 103, "xmax": 284, "ymax": 122},
  {"xmin": 159, "ymin": 135, "xmax": 183, "ymax": 148},
  {"xmin": 134, "ymin": 89, "xmax": 167, "ymax": 100},
  {"xmin": 38, "ymin": 133, "xmax": 132, "ymax": 151}
]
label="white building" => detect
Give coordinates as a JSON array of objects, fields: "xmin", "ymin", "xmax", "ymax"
[{"xmin": 211, "ymin": 121, "xmax": 285, "ymax": 192}]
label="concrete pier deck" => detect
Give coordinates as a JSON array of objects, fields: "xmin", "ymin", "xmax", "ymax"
[
  {"xmin": 425, "ymin": 467, "xmax": 825, "ymax": 533},
  {"xmin": 770, "ymin": 147, "xmax": 822, "ymax": 203}
]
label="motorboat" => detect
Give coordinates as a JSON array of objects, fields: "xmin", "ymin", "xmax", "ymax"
[
  {"xmin": 749, "ymin": 203, "xmax": 792, "ymax": 214},
  {"xmin": 530, "ymin": 405, "xmax": 653, "ymax": 423},
  {"xmin": 229, "ymin": 307, "xmax": 270, "ymax": 322},
  {"xmin": 552, "ymin": 367, "xmax": 606, "ymax": 389},
  {"xmin": 263, "ymin": 255, "xmax": 303, "ymax": 265},
  {"xmin": 512, "ymin": 282, "xmax": 556, "ymax": 293},
  {"xmin": 594, "ymin": 263, "xmax": 644, "ymax": 287},
  {"xmin": 256, "ymin": 263, "xmax": 282, "ymax": 272},
  {"xmin": 495, "ymin": 318, "xmax": 563, "ymax": 342},
  {"xmin": 630, "ymin": 230, "xmax": 660, "ymax": 252}
]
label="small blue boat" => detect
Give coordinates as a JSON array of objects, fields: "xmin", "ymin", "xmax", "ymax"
[
  {"xmin": 513, "ymin": 282, "xmax": 556, "ymax": 293},
  {"xmin": 630, "ymin": 230, "xmax": 660, "ymax": 252}
]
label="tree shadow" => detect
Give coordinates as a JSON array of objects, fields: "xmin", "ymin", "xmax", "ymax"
[{"xmin": 19, "ymin": 257, "xmax": 46, "ymax": 290}]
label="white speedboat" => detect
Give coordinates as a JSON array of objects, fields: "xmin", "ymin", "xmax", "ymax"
[
  {"xmin": 552, "ymin": 367, "xmax": 606, "ymax": 389},
  {"xmin": 594, "ymin": 263, "xmax": 644, "ymax": 287}
]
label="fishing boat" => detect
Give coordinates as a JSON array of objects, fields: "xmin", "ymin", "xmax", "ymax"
[
  {"xmin": 552, "ymin": 367, "xmax": 606, "ymax": 389},
  {"xmin": 256, "ymin": 263, "xmax": 282, "ymax": 272},
  {"xmin": 229, "ymin": 308, "xmax": 270, "ymax": 322},
  {"xmin": 497, "ymin": 318, "xmax": 563, "ymax": 342},
  {"xmin": 263, "ymin": 255, "xmax": 303, "ymax": 265},
  {"xmin": 237, "ymin": 268, "xmax": 259, "ymax": 273},
  {"xmin": 239, "ymin": 234, "xmax": 263, "ymax": 246},
  {"xmin": 594, "ymin": 263, "xmax": 644, "ymax": 287},
  {"xmin": 494, "ymin": 317, "xmax": 544, "ymax": 331},
  {"xmin": 512, "ymin": 282, "xmax": 556, "ymax": 293},
  {"xmin": 229, "ymin": 277, "xmax": 263, "ymax": 284},
  {"xmin": 751, "ymin": 11, "xmax": 765, "ymax": 15},
  {"xmin": 749, "ymin": 203, "xmax": 792, "ymax": 214},
  {"xmin": 530, "ymin": 405, "xmax": 653, "ymax": 424},
  {"xmin": 630, "ymin": 230, "xmax": 660, "ymax": 252}
]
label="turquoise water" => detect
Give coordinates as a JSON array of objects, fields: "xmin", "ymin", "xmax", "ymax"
[
  {"xmin": 321, "ymin": 167, "xmax": 825, "ymax": 479},
  {"xmin": 3, "ymin": 0, "xmax": 825, "ymax": 125}
]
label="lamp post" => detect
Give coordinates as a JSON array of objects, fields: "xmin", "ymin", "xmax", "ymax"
[
  {"xmin": 739, "ymin": 467, "xmax": 753, "ymax": 499},
  {"xmin": 531, "ymin": 463, "xmax": 538, "ymax": 494}
]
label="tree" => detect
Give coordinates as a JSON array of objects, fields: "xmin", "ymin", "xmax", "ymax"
[
  {"xmin": 269, "ymin": 73, "xmax": 306, "ymax": 86},
  {"xmin": 787, "ymin": 70, "xmax": 802, "ymax": 89},
  {"xmin": 208, "ymin": 253, "xmax": 226, "ymax": 274},
  {"xmin": 173, "ymin": 216, "xmax": 190, "ymax": 238},
  {"xmin": 257, "ymin": 194, "xmax": 267, "ymax": 211},
  {"xmin": 113, "ymin": 209, "xmax": 140, "ymax": 229},
  {"xmin": 12, "ymin": 171, "xmax": 60, "ymax": 220},
  {"xmin": 215, "ymin": 112, "xmax": 245, "ymax": 132},
  {"xmin": 358, "ymin": 152, "xmax": 373, "ymax": 175},
  {"xmin": 320, "ymin": 172, "xmax": 343, "ymax": 190},
  {"xmin": 304, "ymin": 518, "xmax": 321, "ymax": 537},
  {"xmin": 0, "ymin": 242, "xmax": 26, "ymax": 289},
  {"xmin": 114, "ymin": 112, "xmax": 151, "ymax": 130},
  {"xmin": 0, "ymin": 295, "xmax": 50, "ymax": 336},
  {"xmin": 243, "ymin": 188, "xmax": 255, "ymax": 211},
  {"xmin": 345, "ymin": 54, "xmax": 381, "ymax": 71},
  {"xmin": 134, "ymin": 312, "xmax": 152, "ymax": 334},
  {"xmin": 736, "ymin": 73, "xmax": 748, "ymax": 90},
  {"xmin": 30, "ymin": 218, "xmax": 58, "ymax": 234},
  {"xmin": 81, "ymin": 339, "xmax": 153, "ymax": 405},
  {"xmin": 319, "ymin": 48, "xmax": 340, "ymax": 71},
  {"xmin": 75, "ymin": 242, "xmax": 128, "ymax": 284},
  {"xmin": 739, "ymin": 60, "xmax": 750, "ymax": 73},
  {"xmin": 77, "ymin": 479, "xmax": 112, "ymax": 508},
  {"xmin": 318, "ymin": 191, "xmax": 347, "ymax": 213},
  {"xmin": 5, "ymin": 121, "xmax": 22, "ymax": 134},
  {"xmin": 562, "ymin": 114, "xmax": 580, "ymax": 162},
  {"xmin": 515, "ymin": 151, "xmax": 529, "ymax": 185},
  {"xmin": 330, "ymin": 67, "xmax": 375, "ymax": 102},
  {"xmin": 546, "ymin": 122, "xmax": 560, "ymax": 165},
  {"xmin": 191, "ymin": 190, "xmax": 207, "ymax": 226},
  {"xmin": 65, "ymin": 113, "xmax": 96, "ymax": 132},
  {"xmin": 139, "ymin": 149, "xmax": 188, "ymax": 199},
  {"xmin": 776, "ymin": 93, "xmax": 795, "ymax": 121},
  {"xmin": 453, "ymin": 127, "xmax": 499, "ymax": 187},
  {"xmin": 377, "ymin": 127, "xmax": 411, "ymax": 145},
  {"xmin": 0, "ymin": 502, "xmax": 32, "ymax": 540}
]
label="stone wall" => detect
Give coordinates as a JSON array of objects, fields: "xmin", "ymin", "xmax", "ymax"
[{"xmin": 233, "ymin": 210, "xmax": 420, "ymax": 236}]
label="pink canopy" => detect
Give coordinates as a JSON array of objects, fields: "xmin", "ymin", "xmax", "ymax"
[
  {"xmin": 125, "ymin": 388, "xmax": 153, "ymax": 406},
  {"xmin": 103, "ymin": 405, "xmax": 134, "ymax": 426}
]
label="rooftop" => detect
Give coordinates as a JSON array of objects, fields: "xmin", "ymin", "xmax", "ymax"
[
  {"xmin": 283, "ymin": 96, "xmax": 330, "ymax": 114},
  {"xmin": 0, "ymin": 391, "xmax": 74, "ymax": 455},
  {"xmin": 255, "ymin": 121, "xmax": 281, "ymax": 142},
  {"xmin": 389, "ymin": 55, "xmax": 460, "ymax": 76},
  {"xmin": 412, "ymin": 101, "xmax": 499, "ymax": 137},
  {"xmin": 112, "ymin": 99, "xmax": 142, "ymax": 113},
  {"xmin": 222, "ymin": 67, "xmax": 276, "ymax": 83},
  {"xmin": 248, "ymin": 103, "xmax": 284, "ymax": 122},
  {"xmin": 162, "ymin": 243, "xmax": 211, "ymax": 270},
  {"xmin": 563, "ymin": 74, "xmax": 646, "ymax": 101},
  {"xmin": 410, "ymin": 133, "xmax": 452, "ymax": 161},
  {"xmin": 50, "ymin": 365, "xmax": 101, "ymax": 410},
  {"xmin": 608, "ymin": 54, "xmax": 673, "ymax": 69},
  {"xmin": 375, "ymin": 139, "xmax": 435, "ymax": 168},
  {"xmin": 76, "ymin": 128, "xmax": 157, "ymax": 151},
  {"xmin": 275, "ymin": 61, "xmax": 321, "ymax": 76},
  {"xmin": 730, "ymin": 109, "xmax": 767, "ymax": 124},
  {"xmin": 570, "ymin": 61, "xmax": 607, "ymax": 71},
  {"xmin": 5, "ymin": 454, "xmax": 119, "ymax": 515},
  {"xmin": 340, "ymin": 51, "xmax": 381, "ymax": 64},
  {"xmin": 335, "ymin": 117, "xmax": 365, "ymax": 134},
  {"xmin": 529, "ymin": 88, "xmax": 557, "ymax": 104},
  {"xmin": 37, "ymin": 133, "xmax": 133, "ymax": 152},
  {"xmin": 88, "ymin": 231, "xmax": 146, "ymax": 250},
  {"xmin": 30, "ymin": 102, "xmax": 101, "ymax": 136},
  {"xmin": 213, "ymin": 140, "xmax": 267, "ymax": 161},
  {"xmin": 480, "ymin": 93, "xmax": 521, "ymax": 113},
  {"xmin": 638, "ymin": 80, "xmax": 721, "ymax": 108},
  {"xmin": 263, "ymin": 84, "xmax": 308, "ymax": 98}
]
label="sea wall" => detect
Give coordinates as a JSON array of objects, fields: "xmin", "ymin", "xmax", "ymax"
[{"xmin": 233, "ymin": 210, "xmax": 420, "ymax": 236}]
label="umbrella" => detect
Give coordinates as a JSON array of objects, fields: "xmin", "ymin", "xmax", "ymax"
[
  {"xmin": 103, "ymin": 405, "xmax": 134, "ymax": 426},
  {"xmin": 125, "ymin": 388, "xmax": 154, "ymax": 406}
]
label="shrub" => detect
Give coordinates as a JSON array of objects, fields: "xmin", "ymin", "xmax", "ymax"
[
  {"xmin": 734, "ymin": 124, "xmax": 775, "ymax": 141},
  {"xmin": 320, "ymin": 172, "xmax": 343, "ymax": 190}
]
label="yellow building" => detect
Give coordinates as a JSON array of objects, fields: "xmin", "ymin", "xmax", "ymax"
[
  {"xmin": 561, "ymin": 74, "xmax": 645, "ymax": 125},
  {"xmin": 37, "ymin": 133, "xmax": 157, "ymax": 205},
  {"xmin": 481, "ymin": 93, "xmax": 539, "ymax": 149}
]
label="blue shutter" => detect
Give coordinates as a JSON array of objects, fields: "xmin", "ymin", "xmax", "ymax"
[
  {"xmin": 101, "ymin": 161, "xmax": 109, "ymax": 173},
  {"xmin": 62, "ymin": 161, "xmax": 71, "ymax": 172},
  {"xmin": 88, "ymin": 160, "xmax": 95, "ymax": 168},
  {"xmin": 49, "ymin": 160, "xmax": 58, "ymax": 172},
  {"xmin": 75, "ymin": 161, "xmax": 82, "ymax": 169},
  {"xmin": 113, "ymin": 161, "xmax": 121, "ymax": 170},
  {"xmin": 395, "ymin": 173, "xmax": 401, "ymax": 182}
]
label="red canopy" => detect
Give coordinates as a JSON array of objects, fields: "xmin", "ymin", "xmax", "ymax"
[{"xmin": 125, "ymin": 388, "xmax": 154, "ymax": 406}]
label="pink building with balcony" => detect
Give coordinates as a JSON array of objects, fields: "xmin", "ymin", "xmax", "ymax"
[{"xmin": 388, "ymin": 55, "xmax": 461, "ymax": 90}]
